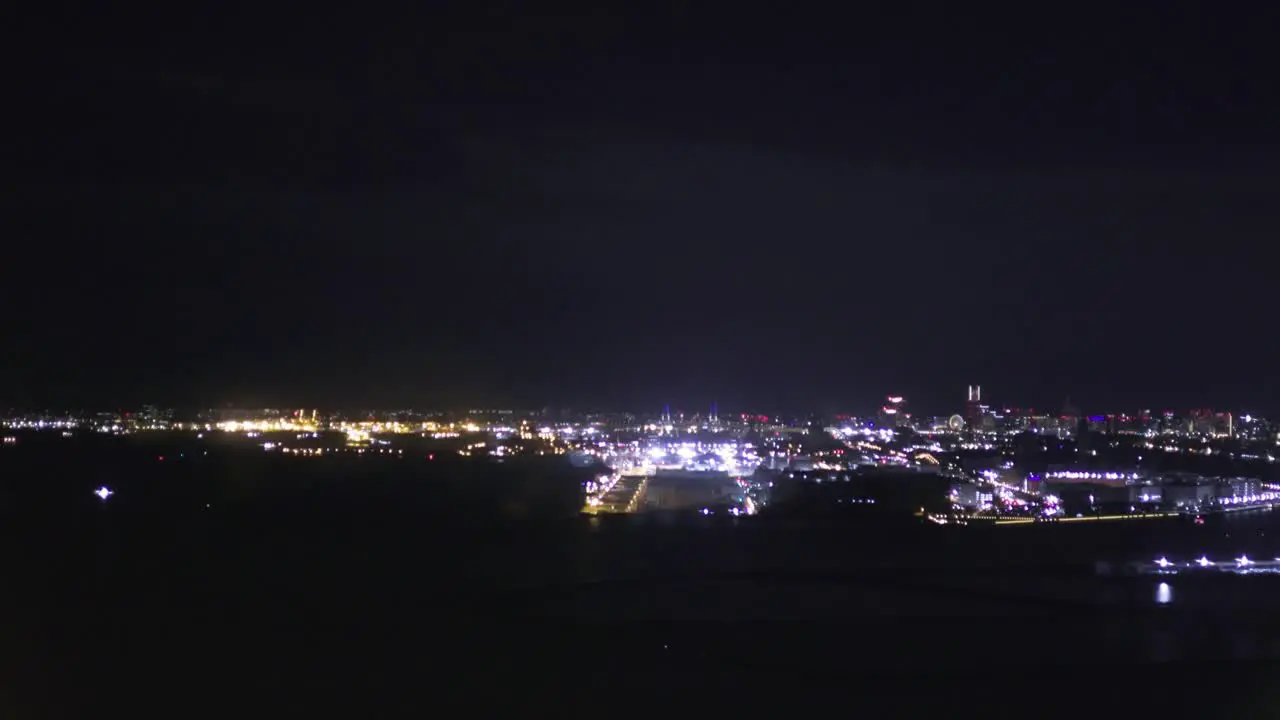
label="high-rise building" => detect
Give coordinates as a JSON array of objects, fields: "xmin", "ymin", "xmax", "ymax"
[
  {"xmin": 1076, "ymin": 415, "xmax": 1094, "ymax": 453},
  {"xmin": 878, "ymin": 395, "xmax": 907, "ymax": 428},
  {"xmin": 964, "ymin": 385, "xmax": 984, "ymax": 426}
]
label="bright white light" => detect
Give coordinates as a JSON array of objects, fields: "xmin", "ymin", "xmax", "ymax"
[
  {"xmin": 1197, "ymin": 556, "xmax": 1213, "ymax": 567},
  {"xmin": 1237, "ymin": 555, "xmax": 1254, "ymax": 567},
  {"xmin": 94, "ymin": 486, "xmax": 113, "ymax": 501},
  {"xmin": 1155, "ymin": 583, "xmax": 1173, "ymax": 605},
  {"xmin": 1155, "ymin": 557, "xmax": 1172, "ymax": 568},
  {"xmin": 676, "ymin": 447, "xmax": 696, "ymax": 460}
]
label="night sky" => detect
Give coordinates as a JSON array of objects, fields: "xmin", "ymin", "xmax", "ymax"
[{"xmin": 8, "ymin": 5, "xmax": 1280, "ymax": 414}]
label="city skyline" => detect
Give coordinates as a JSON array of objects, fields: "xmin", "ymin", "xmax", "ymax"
[{"xmin": 0, "ymin": 396, "xmax": 1266, "ymax": 429}]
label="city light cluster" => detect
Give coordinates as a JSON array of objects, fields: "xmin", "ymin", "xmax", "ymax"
[
  {"xmin": 1046, "ymin": 471, "xmax": 1142, "ymax": 481},
  {"xmin": 218, "ymin": 419, "xmax": 319, "ymax": 434}
]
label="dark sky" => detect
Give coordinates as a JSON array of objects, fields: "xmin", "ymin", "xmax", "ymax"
[{"xmin": 8, "ymin": 4, "xmax": 1280, "ymax": 415}]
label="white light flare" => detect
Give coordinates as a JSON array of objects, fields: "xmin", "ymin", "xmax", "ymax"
[{"xmin": 94, "ymin": 486, "xmax": 114, "ymax": 501}]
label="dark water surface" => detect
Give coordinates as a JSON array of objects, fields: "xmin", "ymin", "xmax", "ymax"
[{"xmin": 5, "ymin": 501, "xmax": 1280, "ymax": 714}]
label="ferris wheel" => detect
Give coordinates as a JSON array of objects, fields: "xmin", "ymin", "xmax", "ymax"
[{"xmin": 947, "ymin": 414, "xmax": 965, "ymax": 431}]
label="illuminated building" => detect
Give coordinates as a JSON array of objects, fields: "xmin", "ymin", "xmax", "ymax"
[
  {"xmin": 877, "ymin": 395, "xmax": 908, "ymax": 428},
  {"xmin": 964, "ymin": 385, "xmax": 984, "ymax": 427}
]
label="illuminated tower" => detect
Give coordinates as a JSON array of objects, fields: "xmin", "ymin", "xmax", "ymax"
[
  {"xmin": 965, "ymin": 385, "xmax": 983, "ymax": 426},
  {"xmin": 879, "ymin": 395, "xmax": 907, "ymax": 427}
]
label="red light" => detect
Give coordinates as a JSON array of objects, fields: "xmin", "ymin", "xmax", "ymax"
[
  {"xmin": 158, "ymin": 456, "xmax": 164, "ymax": 461},
  {"xmin": 428, "ymin": 454, "xmax": 434, "ymax": 460}
]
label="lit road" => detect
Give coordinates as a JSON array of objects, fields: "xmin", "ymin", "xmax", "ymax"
[{"xmin": 585, "ymin": 475, "xmax": 647, "ymax": 514}]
